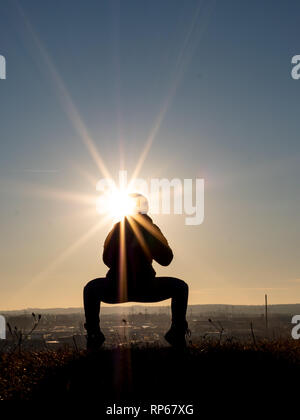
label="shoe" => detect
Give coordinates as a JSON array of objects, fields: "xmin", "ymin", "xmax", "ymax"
[
  {"xmin": 164, "ymin": 321, "xmax": 190, "ymax": 348},
  {"xmin": 84, "ymin": 324, "xmax": 105, "ymax": 351},
  {"xmin": 86, "ymin": 331, "xmax": 105, "ymax": 351}
]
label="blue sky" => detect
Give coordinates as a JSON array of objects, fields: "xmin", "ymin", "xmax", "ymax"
[{"xmin": 1, "ymin": 0, "xmax": 300, "ymax": 309}]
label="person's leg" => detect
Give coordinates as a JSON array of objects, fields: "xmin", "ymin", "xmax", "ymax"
[
  {"xmin": 131, "ymin": 277, "xmax": 189, "ymax": 327},
  {"xmin": 84, "ymin": 277, "xmax": 105, "ymax": 333},
  {"xmin": 84, "ymin": 276, "xmax": 189, "ymax": 348},
  {"xmin": 83, "ymin": 277, "xmax": 122, "ymax": 349}
]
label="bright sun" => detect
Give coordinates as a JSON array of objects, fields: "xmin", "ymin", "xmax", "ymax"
[{"xmin": 96, "ymin": 188, "xmax": 136, "ymax": 222}]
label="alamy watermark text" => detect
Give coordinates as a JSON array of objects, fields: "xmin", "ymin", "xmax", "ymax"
[
  {"xmin": 96, "ymin": 171, "xmax": 204, "ymax": 226},
  {"xmin": 0, "ymin": 55, "xmax": 6, "ymax": 80}
]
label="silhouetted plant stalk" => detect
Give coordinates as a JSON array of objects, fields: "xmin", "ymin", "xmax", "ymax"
[
  {"xmin": 6, "ymin": 313, "xmax": 42, "ymax": 353},
  {"xmin": 208, "ymin": 318, "xmax": 224, "ymax": 343},
  {"xmin": 72, "ymin": 335, "xmax": 79, "ymax": 353},
  {"xmin": 122, "ymin": 318, "xmax": 128, "ymax": 342},
  {"xmin": 250, "ymin": 321, "xmax": 257, "ymax": 347}
]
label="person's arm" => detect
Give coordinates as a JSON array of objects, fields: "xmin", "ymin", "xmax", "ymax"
[
  {"xmin": 102, "ymin": 223, "xmax": 119, "ymax": 267},
  {"xmin": 147, "ymin": 223, "xmax": 173, "ymax": 266}
]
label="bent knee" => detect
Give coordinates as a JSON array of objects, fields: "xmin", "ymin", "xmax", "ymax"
[
  {"xmin": 173, "ymin": 278, "xmax": 189, "ymax": 293},
  {"xmin": 180, "ymin": 280, "xmax": 189, "ymax": 293},
  {"xmin": 83, "ymin": 281, "xmax": 92, "ymax": 296},
  {"xmin": 84, "ymin": 278, "xmax": 100, "ymax": 294}
]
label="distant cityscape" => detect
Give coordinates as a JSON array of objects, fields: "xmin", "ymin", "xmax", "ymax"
[{"xmin": 0, "ymin": 304, "xmax": 298, "ymax": 351}]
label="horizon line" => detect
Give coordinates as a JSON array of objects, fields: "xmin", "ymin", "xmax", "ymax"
[{"xmin": 2, "ymin": 302, "xmax": 300, "ymax": 313}]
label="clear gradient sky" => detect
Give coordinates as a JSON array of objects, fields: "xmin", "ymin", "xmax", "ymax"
[{"xmin": 1, "ymin": 0, "xmax": 300, "ymax": 310}]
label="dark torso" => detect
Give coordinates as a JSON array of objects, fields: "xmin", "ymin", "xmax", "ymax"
[{"xmin": 103, "ymin": 215, "xmax": 173, "ymax": 294}]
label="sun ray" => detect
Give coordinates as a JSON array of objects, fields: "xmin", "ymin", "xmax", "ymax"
[
  {"xmin": 130, "ymin": 0, "xmax": 215, "ymax": 182},
  {"xmin": 118, "ymin": 218, "xmax": 128, "ymax": 302},
  {"xmin": 126, "ymin": 216, "xmax": 152, "ymax": 261},
  {"xmin": 131, "ymin": 213, "xmax": 169, "ymax": 246},
  {"xmin": 7, "ymin": 216, "xmax": 111, "ymax": 306},
  {"xmin": 15, "ymin": 2, "xmax": 112, "ymax": 181},
  {"xmin": 11, "ymin": 179, "xmax": 98, "ymax": 207}
]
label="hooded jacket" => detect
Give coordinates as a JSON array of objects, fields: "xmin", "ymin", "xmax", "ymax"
[{"xmin": 103, "ymin": 214, "xmax": 173, "ymax": 291}]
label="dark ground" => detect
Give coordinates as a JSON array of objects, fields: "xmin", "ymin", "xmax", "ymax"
[{"xmin": 0, "ymin": 340, "xmax": 292, "ymax": 414}]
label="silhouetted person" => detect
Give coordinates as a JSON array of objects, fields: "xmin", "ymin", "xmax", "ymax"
[{"xmin": 83, "ymin": 193, "xmax": 189, "ymax": 350}]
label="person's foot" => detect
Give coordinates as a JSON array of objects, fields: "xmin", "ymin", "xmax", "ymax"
[
  {"xmin": 84, "ymin": 324, "xmax": 105, "ymax": 351},
  {"xmin": 164, "ymin": 321, "xmax": 190, "ymax": 348},
  {"xmin": 86, "ymin": 331, "xmax": 105, "ymax": 351}
]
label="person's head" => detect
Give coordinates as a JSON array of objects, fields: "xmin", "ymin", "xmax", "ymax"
[{"xmin": 129, "ymin": 193, "xmax": 149, "ymax": 215}]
